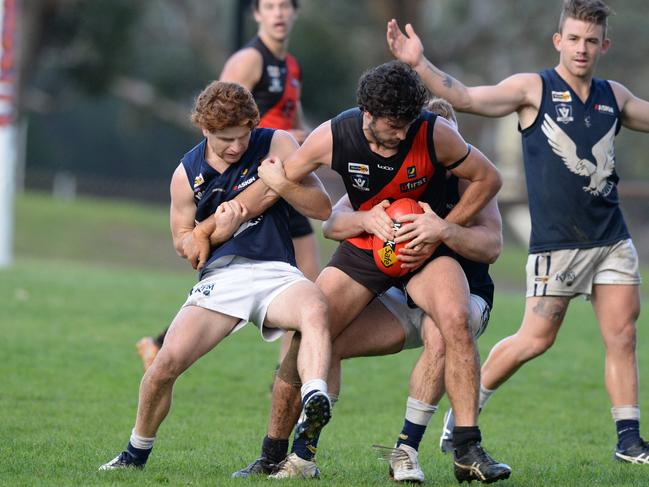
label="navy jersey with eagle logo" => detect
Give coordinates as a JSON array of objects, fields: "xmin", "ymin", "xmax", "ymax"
[
  {"xmin": 181, "ymin": 128, "xmax": 295, "ymax": 278},
  {"xmin": 520, "ymin": 68, "xmax": 629, "ymax": 253},
  {"xmin": 330, "ymin": 108, "xmax": 447, "ymax": 250}
]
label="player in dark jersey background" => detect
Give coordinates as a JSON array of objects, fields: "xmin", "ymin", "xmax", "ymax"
[
  {"xmin": 220, "ymin": 0, "xmax": 319, "ymax": 285},
  {"xmin": 136, "ymin": 0, "xmax": 318, "ymax": 369},
  {"xmin": 234, "ymin": 61, "xmax": 510, "ymax": 482},
  {"xmin": 388, "ymin": 0, "xmax": 649, "ymax": 463}
]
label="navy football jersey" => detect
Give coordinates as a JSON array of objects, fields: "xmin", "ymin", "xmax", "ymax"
[
  {"xmin": 441, "ymin": 176, "xmax": 494, "ymax": 309},
  {"xmin": 181, "ymin": 128, "xmax": 295, "ymax": 278},
  {"xmin": 520, "ymin": 68, "xmax": 629, "ymax": 253}
]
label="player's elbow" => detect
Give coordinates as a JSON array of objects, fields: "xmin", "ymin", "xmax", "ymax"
[{"xmin": 485, "ymin": 236, "xmax": 503, "ymax": 264}]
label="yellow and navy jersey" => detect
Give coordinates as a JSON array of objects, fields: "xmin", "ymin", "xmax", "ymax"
[
  {"xmin": 521, "ymin": 68, "xmax": 629, "ymax": 253},
  {"xmin": 181, "ymin": 128, "xmax": 295, "ymax": 278}
]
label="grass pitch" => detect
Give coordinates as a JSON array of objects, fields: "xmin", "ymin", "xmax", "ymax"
[{"xmin": 1, "ymin": 193, "xmax": 648, "ymax": 486}]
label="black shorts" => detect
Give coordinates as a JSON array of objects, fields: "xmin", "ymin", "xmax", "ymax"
[
  {"xmin": 326, "ymin": 240, "xmax": 455, "ymax": 296},
  {"xmin": 288, "ymin": 205, "xmax": 314, "ymax": 238}
]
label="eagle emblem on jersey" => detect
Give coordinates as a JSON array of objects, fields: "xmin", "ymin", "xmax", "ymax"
[{"xmin": 541, "ymin": 114, "xmax": 616, "ymax": 197}]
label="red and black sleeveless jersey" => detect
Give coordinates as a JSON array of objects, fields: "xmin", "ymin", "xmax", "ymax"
[
  {"xmin": 331, "ymin": 108, "xmax": 447, "ymax": 250},
  {"xmin": 246, "ymin": 36, "xmax": 301, "ymax": 130}
]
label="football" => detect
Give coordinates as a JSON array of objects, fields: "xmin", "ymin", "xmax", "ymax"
[{"xmin": 372, "ymin": 198, "xmax": 423, "ymax": 277}]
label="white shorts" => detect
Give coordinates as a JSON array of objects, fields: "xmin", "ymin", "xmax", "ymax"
[
  {"xmin": 378, "ymin": 288, "xmax": 491, "ymax": 350},
  {"xmin": 526, "ymin": 238, "xmax": 641, "ymax": 298},
  {"xmin": 182, "ymin": 257, "xmax": 309, "ymax": 342}
]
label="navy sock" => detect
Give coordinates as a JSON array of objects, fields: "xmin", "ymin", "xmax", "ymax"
[
  {"xmin": 292, "ymin": 433, "xmax": 320, "ymax": 461},
  {"xmin": 261, "ymin": 435, "xmax": 289, "ymax": 464},
  {"xmin": 616, "ymin": 419, "xmax": 641, "ymax": 450},
  {"xmin": 126, "ymin": 442, "xmax": 152, "ymax": 465},
  {"xmin": 396, "ymin": 419, "xmax": 427, "ymax": 451}
]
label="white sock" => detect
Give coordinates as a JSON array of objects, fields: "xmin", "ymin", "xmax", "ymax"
[
  {"xmin": 130, "ymin": 428, "xmax": 155, "ymax": 450},
  {"xmin": 611, "ymin": 405, "xmax": 640, "ymax": 421},
  {"xmin": 301, "ymin": 379, "xmax": 328, "ymax": 401},
  {"xmin": 478, "ymin": 384, "xmax": 495, "ymax": 411},
  {"xmin": 405, "ymin": 396, "xmax": 438, "ymax": 426}
]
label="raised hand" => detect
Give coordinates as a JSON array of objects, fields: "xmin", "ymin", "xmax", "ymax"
[{"xmin": 386, "ymin": 19, "xmax": 424, "ymax": 68}]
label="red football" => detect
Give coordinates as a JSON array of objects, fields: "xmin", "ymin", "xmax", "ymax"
[{"xmin": 372, "ymin": 198, "xmax": 424, "ymax": 277}]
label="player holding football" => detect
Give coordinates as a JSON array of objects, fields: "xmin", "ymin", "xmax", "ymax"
[
  {"xmin": 136, "ymin": 0, "xmax": 318, "ymax": 370},
  {"xmin": 388, "ymin": 0, "xmax": 649, "ymax": 463},
  {"xmin": 234, "ymin": 61, "xmax": 510, "ymax": 482},
  {"xmin": 322, "ymin": 98, "xmax": 507, "ymax": 483},
  {"xmin": 99, "ymin": 81, "xmax": 333, "ymax": 471}
]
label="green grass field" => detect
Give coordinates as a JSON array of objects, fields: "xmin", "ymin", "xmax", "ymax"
[{"xmin": 1, "ymin": 193, "xmax": 649, "ymax": 486}]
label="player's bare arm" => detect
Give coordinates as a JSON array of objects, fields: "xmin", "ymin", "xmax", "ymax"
[
  {"xmin": 257, "ymin": 130, "xmax": 331, "ymax": 220},
  {"xmin": 169, "ymin": 163, "xmax": 200, "ymax": 261},
  {"xmin": 219, "ymin": 48, "xmax": 264, "ymax": 90},
  {"xmin": 321, "ymin": 195, "xmax": 394, "ymax": 243},
  {"xmin": 434, "ymin": 119, "xmax": 502, "ymax": 226},
  {"xmin": 610, "ymin": 81, "xmax": 649, "ymax": 132},
  {"xmin": 283, "ymin": 120, "xmax": 334, "ymax": 182},
  {"xmin": 387, "ymin": 19, "xmax": 539, "ymax": 119}
]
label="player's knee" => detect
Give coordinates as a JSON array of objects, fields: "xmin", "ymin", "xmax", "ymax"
[
  {"xmin": 299, "ymin": 295, "xmax": 329, "ymax": 332},
  {"xmin": 422, "ymin": 332, "xmax": 446, "ymax": 360},
  {"xmin": 604, "ymin": 321, "xmax": 637, "ymax": 353},
  {"xmin": 524, "ymin": 334, "xmax": 556, "ymax": 359},
  {"xmin": 146, "ymin": 353, "xmax": 183, "ymax": 385},
  {"xmin": 437, "ymin": 306, "xmax": 472, "ymax": 347}
]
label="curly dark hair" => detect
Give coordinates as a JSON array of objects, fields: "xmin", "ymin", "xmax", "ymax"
[
  {"xmin": 357, "ymin": 61, "xmax": 428, "ymax": 123},
  {"xmin": 190, "ymin": 81, "xmax": 260, "ymax": 132}
]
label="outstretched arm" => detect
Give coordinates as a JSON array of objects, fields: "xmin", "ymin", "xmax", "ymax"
[
  {"xmin": 386, "ymin": 19, "xmax": 537, "ymax": 117},
  {"xmin": 610, "ymin": 81, "xmax": 649, "ymax": 132}
]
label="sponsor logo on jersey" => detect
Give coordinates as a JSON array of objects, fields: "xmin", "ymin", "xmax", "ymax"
[
  {"xmin": 400, "ymin": 176, "xmax": 428, "ymax": 193},
  {"xmin": 594, "ymin": 103, "xmax": 615, "ymax": 115},
  {"xmin": 351, "ymin": 174, "xmax": 370, "ymax": 191},
  {"xmin": 533, "ymin": 276, "xmax": 549, "ymax": 284},
  {"xmin": 551, "ymin": 90, "xmax": 572, "ymax": 103},
  {"xmin": 267, "ymin": 65, "xmax": 283, "ymax": 93},
  {"xmin": 348, "ymin": 163, "xmax": 370, "ymax": 175},
  {"xmin": 233, "ymin": 175, "xmax": 257, "ymax": 191},
  {"xmin": 377, "ymin": 164, "xmax": 394, "ymax": 171},
  {"xmin": 555, "ymin": 103, "xmax": 574, "ymax": 124},
  {"xmin": 240, "ymin": 168, "xmax": 249, "ymax": 178},
  {"xmin": 407, "ymin": 166, "xmax": 417, "ymax": 179},
  {"xmin": 193, "ymin": 173, "xmax": 204, "ymax": 188}
]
